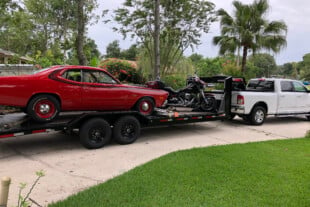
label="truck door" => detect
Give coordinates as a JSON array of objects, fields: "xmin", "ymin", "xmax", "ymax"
[
  {"xmin": 292, "ymin": 81, "xmax": 310, "ymax": 112},
  {"xmin": 278, "ymin": 81, "xmax": 296, "ymax": 113}
]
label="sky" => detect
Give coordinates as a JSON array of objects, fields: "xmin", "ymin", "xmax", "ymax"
[{"xmin": 88, "ymin": 0, "xmax": 310, "ymax": 65}]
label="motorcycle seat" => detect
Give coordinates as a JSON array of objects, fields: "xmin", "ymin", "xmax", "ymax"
[{"xmin": 164, "ymin": 87, "xmax": 179, "ymax": 94}]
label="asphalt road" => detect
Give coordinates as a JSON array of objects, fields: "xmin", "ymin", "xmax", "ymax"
[{"xmin": 0, "ymin": 117, "xmax": 309, "ymax": 206}]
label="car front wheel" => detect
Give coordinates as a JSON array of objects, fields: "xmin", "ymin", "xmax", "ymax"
[{"xmin": 27, "ymin": 95, "xmax": 60, "ymax": 122}]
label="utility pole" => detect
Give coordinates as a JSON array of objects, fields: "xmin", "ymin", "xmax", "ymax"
[{"xmin": 154, "ymin": 0, "xmax": 160, "ymax": 79}]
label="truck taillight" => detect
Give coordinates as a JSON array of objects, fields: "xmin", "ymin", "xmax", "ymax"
[{"xmin": 237, "ymin": 95, "xmax": 244, "ymax": 105}]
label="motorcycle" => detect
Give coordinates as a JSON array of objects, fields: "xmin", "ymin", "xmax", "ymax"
[{"xmin": 146, "ymin": 75, "xmax": 217, "ymax": 112}]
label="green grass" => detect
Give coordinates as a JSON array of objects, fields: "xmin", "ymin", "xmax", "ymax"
[{"xmin": 50, "ymin": 138, "xmax": 310, "ymax": 207}]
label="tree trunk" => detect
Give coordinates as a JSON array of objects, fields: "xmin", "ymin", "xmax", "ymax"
[
  {"xmin": 154, "ymin": 0, "xmax": 160, "ymax": 79},
  {"xmin": 241, "ymin": 46, "xmax": 248, "ymax": 75},
  {"xmin": 77, "ymin": 0, "xmax": 87, "ymax": 66}
]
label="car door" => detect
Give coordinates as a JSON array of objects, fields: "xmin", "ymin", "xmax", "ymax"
[
  {"xmin": 54, "ymin": 69, "xmax": 83, "ymax": 110},
  {"xmin": 80, "ymin": 69, "xmax": 129, "ymax": 110},
  {"xmin": 278, "ymin": 80, "xmax": 297, "ymax": 114},
  {"xmin": 292, "ymin": 81, "xmax": 310, "ymax": 112}
]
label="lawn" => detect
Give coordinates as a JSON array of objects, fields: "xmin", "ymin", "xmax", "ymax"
[{"xmin": 50, "ymin": 137, "xmax": 310, "ymax": 207}]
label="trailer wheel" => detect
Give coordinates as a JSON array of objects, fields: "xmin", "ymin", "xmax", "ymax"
[
  {"xmin": 113, "ymin": 116, "xmax": 141, "ymax": 145},
  {"xmin": 27, "ymin": 95, "xmax": 60, "ymax": 122},
  {"xmin": 80, "ymin": 118, "xmax": 112, "ymax": 149},
  {"xmin": 249, "ymin": 106, "xmax": 266, "ymax": 125},
  {"xmin": 135, "ymin": 97, "xmax": 155, "ymax": 116}
]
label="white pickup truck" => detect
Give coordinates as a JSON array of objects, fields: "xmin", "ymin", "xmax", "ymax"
[{"xmin": 231, "ymin": 78, "xmax": 310, "ymax": 125}]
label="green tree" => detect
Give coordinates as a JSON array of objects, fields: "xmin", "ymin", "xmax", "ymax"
[
  {"xmin": 213, "ymin": 0, "xmax": 287, "ymax": 75},
  {"xmin": 189, "ymin": 53, "xmax": 204, "ymax": 65},
  {"xmin": 248, "ymin": 53, "xmax": 276, "ymax": 77},
  {"xmin": 121, "ymin": 44, "xmax": 139, "ymax": 61},
  {"xmin": 105, "ymin": 40, "xmax": 121, "ymax": 58},
  {"xmin": 113, "ymin": 0, "xmax": 216, "ymax": 78},
  {"xmin": 299, "ymin": 54, "xmax": 310, "ymax": 80},
  {"xmin": 195, "ymin": 57, "xmax": 224, "ymax": 76}
]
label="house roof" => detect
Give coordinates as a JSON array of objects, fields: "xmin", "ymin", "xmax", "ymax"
[{"xmin": 0, "ymin": 48, "xmax": 33, "ymax": 62}]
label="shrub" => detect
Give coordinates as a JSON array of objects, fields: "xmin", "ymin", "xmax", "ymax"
[
  {"xmin": 99, "ymin": 58, "xmax": 145, "ymax": 84},
  {"xmin": 162, "ymin": 74, "xmax": 187, "ymax": 89}
]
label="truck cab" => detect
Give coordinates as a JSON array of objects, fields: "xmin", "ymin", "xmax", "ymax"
[{"xmin": 231, "ymin": 78, "xmax": 310, "ymax": 125}]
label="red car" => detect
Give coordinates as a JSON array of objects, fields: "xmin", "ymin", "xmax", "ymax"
[{"xmin": 0, "ymin": 65, "xmax": 168, "ymax": 122}]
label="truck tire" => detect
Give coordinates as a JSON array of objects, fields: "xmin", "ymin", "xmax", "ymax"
[
  {"xmin": 79, "ymin": 118, "xmax": 112, "ymax": 149},
  {"xmin": 113, "ymin": 116, "xmax": 141, "ymax": 145},
  {"xmin": 250, "ymin": 106, "xmax": 266, "ymax": 125},
  {"xmin": 27, "ymin": 95, "xmax": 60, "ymax": 122}
]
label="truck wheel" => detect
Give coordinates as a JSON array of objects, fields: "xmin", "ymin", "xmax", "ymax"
[
  {"xmin": 135, "ymin": 97, "xmax": 155, "ymax": 116},
  {"xmin": 80, "ymin": 118, "xmax": 112, "ymax": 149},
  {"xmin": 113, "ymin": 116, "xmax": 141, "ymax": 145},
  {"xmin": 27, "ymin": 95, "xmax": 60, "ymax": 122},
  {"xmin": 250, "ymin": 106, "xmax": 266, "ymax": 125}
]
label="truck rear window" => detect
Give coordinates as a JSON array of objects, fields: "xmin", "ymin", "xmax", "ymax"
[{"xmin": 247, "ymin": 80, "xmax": 274, "ymax": 91}]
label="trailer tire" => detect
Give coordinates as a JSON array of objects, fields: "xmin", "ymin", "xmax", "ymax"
[
  {"xmin": 249, "ymin": 106, "xmax": 266, "ymax": 125},
  {"xmin": 27, "ymin": 95, "xmax": 60, "ymax": 122},
  {"xmin": 80, "ymin": 118, "xmax": 112, "ymax": 149},
  {"xmin": 113, "ymin": 116, "xmax": 141, "ymax": 145}
]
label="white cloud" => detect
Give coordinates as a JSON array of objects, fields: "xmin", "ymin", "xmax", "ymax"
[{"xmin": 89, "ymin": 0, "xmax": 310, "ymax": 64}]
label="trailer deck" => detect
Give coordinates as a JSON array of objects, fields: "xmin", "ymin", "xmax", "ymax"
[{"xmin": 0, "ymin": 76, "xmax": 232, "ymax": 148}]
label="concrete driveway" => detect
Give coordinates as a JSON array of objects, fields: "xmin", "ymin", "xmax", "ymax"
[{"xmin": 0, "ymin": 117, "xmax": 309, "ymax": 206}]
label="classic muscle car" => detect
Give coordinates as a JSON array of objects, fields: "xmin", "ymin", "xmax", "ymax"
[{"xmin": 0, "ymin": 65, "xmax": 168, "ymax": 122}]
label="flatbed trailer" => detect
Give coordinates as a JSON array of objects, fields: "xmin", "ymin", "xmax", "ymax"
[{"xmin": 0, "ymin": 77, "xmax": 233, "ymax": 149}]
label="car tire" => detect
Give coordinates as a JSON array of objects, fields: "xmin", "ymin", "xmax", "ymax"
[
  {"xmin": 80, "ymin": 118, "xmax": 112, "ymax": 149},
  {"xmin": 113, "ymin": 116, "xmax": 141, "ymax": 145},
  {"xmin": 27, "ymin": 95, "xmax": 60, "ymax": 122},
  {"xmin": 306, "ymin": 116, "xmax": 310, "ymax": 121},
  {"xmin": 135, "ymin": 97, "xmax": 155, "ymax": 116},
  {"xmin": 249, "ymin": 106, "xmax": 266, "ymax": 125}
]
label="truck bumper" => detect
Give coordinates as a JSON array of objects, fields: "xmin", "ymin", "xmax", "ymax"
[{"xmin": 231, "ymin": 105, "xmax": 245, "ymax": 114}]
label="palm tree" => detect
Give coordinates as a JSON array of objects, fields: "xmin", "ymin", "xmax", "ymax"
[{"xmin": 213, "ymin": 0, "xmax": 287, "ymax": 74}]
